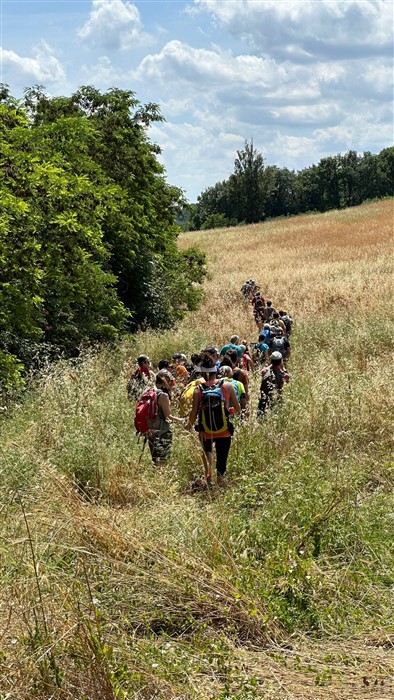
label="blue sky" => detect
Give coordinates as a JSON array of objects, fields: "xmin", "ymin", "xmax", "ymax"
[{"xmin": 1, "ymin": 0, "xmax": 393, "ymax": 202}]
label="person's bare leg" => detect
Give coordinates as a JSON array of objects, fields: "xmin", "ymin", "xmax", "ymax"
[{"xmin": 199, "ymin": 434, "xmax": 213, "ymax": 484}]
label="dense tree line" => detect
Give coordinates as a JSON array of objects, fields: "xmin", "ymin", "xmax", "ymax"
[
  {"xmin": 184, "ymin": 141, "xmax": 394, "ymax": 230},
  {"xmin": 0, "ymin": 85, "xmax": 206, "ymax": 397}
]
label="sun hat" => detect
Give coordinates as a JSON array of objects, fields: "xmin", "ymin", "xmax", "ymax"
[{"xmin": 270, "ymin": 351, "xmax": 283, "ymax": 361}]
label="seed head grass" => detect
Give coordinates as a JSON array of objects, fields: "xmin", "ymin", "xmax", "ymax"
[{"xmin": 0, "ymin": 200, "xmax": 393, "ymax": 698}]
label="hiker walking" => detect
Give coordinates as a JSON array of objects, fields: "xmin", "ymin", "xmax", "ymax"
[
  {"xmin": 186, "ymin": 358, "xmax": 240, "ymax": 487},
  {"xmin": 220, "ymin": 365, "xmax": 247, "ymax": 413},
  {"xmin": 279, "ymin": 310, "xmax": 293, "ymax": 336},
  {"xmin": 271, "ymin": 311, "xmax": 287, "ymax": 334},
  {"xmin": 223, "ymin": 349, "xmax": 250, "ymax": 404},
  {"xmin": 219, "ymin": 335, "xmax": 244, "ymax": 361},
  {"xmin": 266, "ymin": 300, "xmax": 276, "ymax": 320},
  {"xmin": 127, "ymin": 354, "xmax": 155, "ymax": 400},
  {"xmin": 267, "ymin": 327, "xmax": 291, "ymax": 364},
  {"xmin": 252, "ymin": 332, "xmax": 269, "ymax": 369},
  {"xmin": 257, "ymin": 351, "xmax": 291, "ymax": 416},
  {"xmin": 171, "ymin": 353, "xmax": 190, "ymax": 383},
  {"xmin": 135, "ymin": 370, "xmax": 183, "ymax": 465}
]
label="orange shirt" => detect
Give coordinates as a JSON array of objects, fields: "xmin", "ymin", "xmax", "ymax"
[{"xmin": 176, "ymin": 364, "xmax": 189, "ymax": 380}]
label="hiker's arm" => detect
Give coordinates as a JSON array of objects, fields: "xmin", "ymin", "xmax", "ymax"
[
  {"xmin": 186, "ymin": 387, "xmax": 200, "ymax": 429},
  {"xmin": 159, "ymin": 393, "xmax": 171, "ymax": 420},
  {"xmin": 228, "ymin": 385, "xmax": 240, "ymax": 415},
  {"xmin": 241, "ymin": 373, "xmax": 250, "ymax": 402},
  {"xmin": 160, "ymin": 393, "xmax": 184, "ymax": 425}
]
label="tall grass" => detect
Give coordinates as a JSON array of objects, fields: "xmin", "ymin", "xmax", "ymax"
[{"xmin": 0, "ymin": 200, "xmax": 393, "ymax": 698}]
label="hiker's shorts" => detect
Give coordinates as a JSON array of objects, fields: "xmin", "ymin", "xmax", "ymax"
[{"xmin": 148, "ymin": 430, "xmax": 172, "ymax": 462}]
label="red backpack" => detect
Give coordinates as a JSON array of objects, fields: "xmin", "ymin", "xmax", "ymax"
[{"xmin": 134, "ymin": 389, "xmax": 159, "ymax": 435}]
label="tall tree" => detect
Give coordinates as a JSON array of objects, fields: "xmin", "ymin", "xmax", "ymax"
[
  {"xmin": 263, "ymin": 166, "xmax": 297, "ymax": 218},
  {"xmin": 230, "ymin": 140, "xmax": 266, "ymax": 223}
]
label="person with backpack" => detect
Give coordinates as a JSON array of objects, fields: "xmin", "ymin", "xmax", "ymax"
[
  {"xmin": 178, "ymin": 368, "xmax": 205, "ymax": 419},
  {"xmin": 271, "ymin": 311, "xmax": 287, "ymax": 334},
  {"xmin": 186, "ymin": 358, "xmax": 240, "ymax": 487},
  {"xmin": 252, "ymin": 332, "xmax": 269, "ymax": 368},
  {"xmin": 220, "ymin": 365, "xmax": 247, "ymax": 413},
  {"xmin": 252, "ymin": 294, "xmax": 266, "ymax": 330},
  {"xmin": 240, "ymin": 341, "xmax": 254, "ymax": 372},
  {"xmin": 171, "ymin": 353, "xmax": 190, "ymax": 383},
  {"xmin": 279, "ymin": 310, "xmax": 293, "ymax": 336},
  {"xmin": 268, "ymin": 327, "xmax": 291, "ymax": 363},
  {"xmin": 224, "ymin": 349, "xmax": 250, "ymax": 403},
  {"xmin": 127, "ymin": 355, "xmax": 155, "ymax": 400},
  {"xmin": 201, "ymin": 346, "xmax": 221, "ymax": 371},
  {"xmin": 257, "ymin": 351, "xmax": 291, "ymax": 416},
  {"xmin": 266, "ymin": 300, "xmax": 276, "ymax": 320},
  {"xmin": 135, "ymin": 369, "xmax": 183, "ymax": 465},
  {"xmin": 219, "ymin": 335, "xmax": 243, "ymax": 361}
]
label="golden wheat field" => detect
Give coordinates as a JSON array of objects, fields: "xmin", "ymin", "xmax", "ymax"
[
  {"xmin": 178, "ymin": 199, "xmax": 393, "ymax": 342},
  {"xmin": 0, "ymin": 200, "xmax": 393, "ymax": 699}
]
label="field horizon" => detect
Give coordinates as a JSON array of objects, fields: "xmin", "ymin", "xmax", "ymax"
[{"xmin": 0, "ymin": 199, "xmax": 393, "ymax": 699}]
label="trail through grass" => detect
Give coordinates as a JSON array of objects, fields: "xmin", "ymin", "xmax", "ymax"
[{"xmin": 0, "ymin": 200, "xmax": 393, "ymax": 698}]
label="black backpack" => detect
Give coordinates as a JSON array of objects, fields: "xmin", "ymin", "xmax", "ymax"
[
  {"xmin": 258, "ymin": 367, "xmax": 284, "ymax": 415},
  {"xmin": 282, "ymin": 315, "xmax": 292, "ymax": 334}
]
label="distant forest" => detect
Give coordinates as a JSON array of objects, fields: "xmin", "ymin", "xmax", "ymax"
[{"xmin": 183, "ymin": 141, "xmax": 394, "ymax": 230}]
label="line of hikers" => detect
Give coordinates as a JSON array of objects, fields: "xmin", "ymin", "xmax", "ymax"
[{"xmin": 128, "ymin": 280, "xmax": 293, "ymax": 488}]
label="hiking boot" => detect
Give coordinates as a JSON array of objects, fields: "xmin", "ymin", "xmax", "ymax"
[{"xmin": 216, "ymin": 474, "xmax": 226, "ymax": 488}]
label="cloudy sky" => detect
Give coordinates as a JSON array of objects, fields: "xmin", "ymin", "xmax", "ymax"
[{"xmin": 1, "ymin": 0, "xmax": 393, "ymax": 201}]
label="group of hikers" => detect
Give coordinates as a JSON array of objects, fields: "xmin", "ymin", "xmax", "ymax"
[{"xmin": 128, "ymin": 280, "xmax": 293, "ymax": 488}]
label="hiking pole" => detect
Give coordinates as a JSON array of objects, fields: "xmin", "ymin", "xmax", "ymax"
[
  {"xmin": 236, "ymin": 426, "xmax": 239, "ymax": 471},
  {"xmin": 138, "ymin": 435, "xmax": 147, "ymax": 465}
]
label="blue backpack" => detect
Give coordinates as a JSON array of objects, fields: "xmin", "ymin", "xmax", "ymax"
[{"xmin": 199, "ymin": 381, "xmax": 229, "ymax": 436}]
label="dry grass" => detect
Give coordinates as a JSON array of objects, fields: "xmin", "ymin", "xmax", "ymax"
[
  {"xmin": 0, "ymin": 200, "xmax": 393, "ymax": 699},
  {"xmin": 179, "ymin": 198, "xmax": 393, "ymax": 342}
]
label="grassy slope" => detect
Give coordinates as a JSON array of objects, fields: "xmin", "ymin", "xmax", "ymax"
[{"xmin": 0, "ymin": 200, "xmax": 393, "ymax": 699}]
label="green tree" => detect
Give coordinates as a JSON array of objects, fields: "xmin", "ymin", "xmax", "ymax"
[
  {"xmin": 264, "ymin": 166, "xmax": 297, "ymax": 218},
  {"xmin": 337, "ymin": 150, "xmax": 361, "ymax": 207},
  {"xmin": 0, "ymin": 97, "xmax": 127, "ymax": 365},
  {"xmin": 316, "ymin": 156, "xmax": 341, "ymax": 211},
  {"xmin": 376, "ymin": 147, "xmax": 394, "ymax": 197},
  {"xmin": 230, "ymin": 140, "xmax": 266, "ymax": 223},
  {"xmin": 0, "ymin": 85, "xmax": 206, "ymax": 394},
  {"xmin": 23, "ymin": 85, "xmax": 193, "ymax": 330}
]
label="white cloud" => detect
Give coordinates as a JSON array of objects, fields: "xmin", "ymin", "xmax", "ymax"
[
  {"xmin": 135, "ymin": 40, "xmax": 284, "ymax": 89},
  {"xmin": 78, "ymin": 0, "xmax": 151, "ymax": 50},
  {"xmin": 150, "ymin": 120, "xmax": 245, "ymax": 196},
  {"xmin": 190, "ymin": 0, "xmax": 394, "ymax": 59},
  {"xmin": 79, "ymin": 55, "xmax": 124, "ymax": 85},
  {"xmin": 0, "ymin": 42, "xmax": 65, "ymax": 84},
  {"xmin": 270, "ymin": 103, "xmax": 343, "ymax": 125},
  {"xmin": 363, "ymin": 61, "xmax": 394, "ymax": 94}
]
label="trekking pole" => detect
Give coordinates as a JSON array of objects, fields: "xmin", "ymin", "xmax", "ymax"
[
  {"xmin": 236, "ymin": 426, "xmax": 239, "ymax": 471},
  {"xmin": 138, "ymin": 435, "xmax": 147, "ymax": 465}
]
